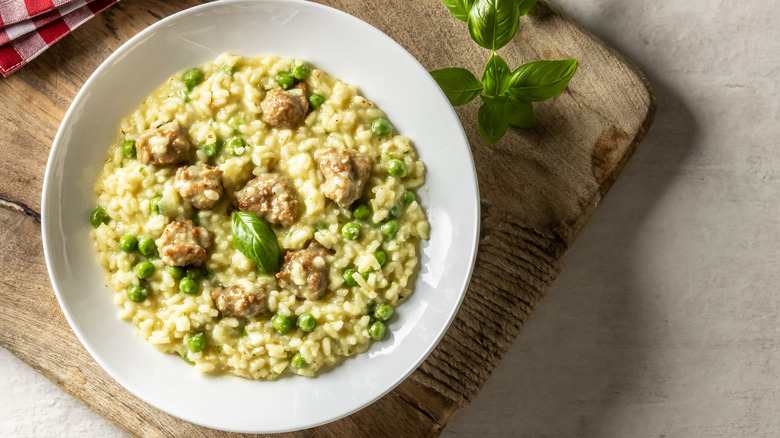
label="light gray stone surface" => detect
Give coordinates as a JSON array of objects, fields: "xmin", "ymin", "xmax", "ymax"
[
  {"xmin": 2, "ymin": 0, "xmax": 778, "ymax": 436},
  {"xmin": 445, "ymin": 0, "xmax": 780, "ymax": 436}
]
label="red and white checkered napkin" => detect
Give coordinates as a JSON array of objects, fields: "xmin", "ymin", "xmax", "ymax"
[{"xmin": 0, "ymin": 0, "xmax": 119, "ymax": 77}]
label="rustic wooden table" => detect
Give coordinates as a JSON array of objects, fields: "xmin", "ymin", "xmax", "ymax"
[{"xmin": 0, "ymin": 0, "xmax": 654, "ymax": 436}]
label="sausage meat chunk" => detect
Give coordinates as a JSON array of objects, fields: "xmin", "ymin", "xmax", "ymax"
[
  {"xmin": 314, "ymin": 147, "xmax": 371, "ymax": 208},
  {"xmin": 157, "ymin": 220, "xmax": 212, "ymax": 267},
  {"xmin": 237, "ymin": 174, "xmax": 298, "ymax": 226},
  {"xmin": 211, "ymin": 285, "xmax": 268, "ymax": 318},
  {"xmin": 174, "ymin": 164, "xmax": 223, "ymax": 210},
  {"xmin": 260, "ymin": 84, "xmax": 308, "ymax": 129},
  {"xmin": 136, "ymin": 121, "xmax": 190, "ymax": 166},
  {"xmin": 276, "ymin": 242, "xmax": 331, "ymax": 301}
]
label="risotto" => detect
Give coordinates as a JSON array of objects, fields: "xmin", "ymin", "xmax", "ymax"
[{"xmin": 89, "ymin": 53, "xmax": 429, "ymax": 379}]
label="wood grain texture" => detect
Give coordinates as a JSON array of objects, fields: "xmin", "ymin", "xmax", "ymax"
[{"xmin": 0, "ymin": 0, "xmax": 655, "ymax": 436}]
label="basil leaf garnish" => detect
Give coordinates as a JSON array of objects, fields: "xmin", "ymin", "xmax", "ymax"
[
  {"xmin": 517, "ymin": 0, "xmax": 539, "ymax": 16},
  {"xmin": 231, "ymin": 211, "xmax": 280, "ymax": 274},
  {"xmin": 506, "ymin": 97, "xmax": 536, "ymax": 128},
  {"xmin": 507, "ymin": 59, "xmax": 578, "ymax": 102},
  {"xmin": 478, "ymin": 96, "xmax": 509, "ymax": 144},
  {"xmin": 467, "ymin": 0, "xmax": 520, "ymax": 51},
  {"xmin": 442, "ymin": 0, "xmax": 476, "ymax": 21},
  {"xmin": 481, "ymin": 52, "xmax": 511, "ymax": 96},
  {"xmin": 430, "ymin": 67, "xmax": 484, "ymax": 106}
]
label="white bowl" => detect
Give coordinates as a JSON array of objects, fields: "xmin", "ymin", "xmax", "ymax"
[{"xmin": 41, "ymin": 0, "xmax": 479, "ymax": 433}]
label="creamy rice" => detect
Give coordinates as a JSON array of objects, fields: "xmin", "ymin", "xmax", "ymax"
[{"xmin": 90, "ymin": 53, "xmax": 429, "ymax": 379}]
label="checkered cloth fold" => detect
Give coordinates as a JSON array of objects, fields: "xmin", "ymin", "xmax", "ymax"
[{"xmin": 0, "ymin": 0, "xmax": 118, "ymax": 77}]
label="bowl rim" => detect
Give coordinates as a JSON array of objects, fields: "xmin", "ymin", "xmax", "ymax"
[{"xmin": 41, "ymin": 0, "xmax": 481, "ymax": 433}]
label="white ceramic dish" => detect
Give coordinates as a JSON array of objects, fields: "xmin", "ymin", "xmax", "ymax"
[{"xmin": 41, "ymin": 0, "xmax": 479, "ymax": 433}]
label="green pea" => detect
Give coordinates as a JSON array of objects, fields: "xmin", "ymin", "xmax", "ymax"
[
  {"xmin": 222, "ymin": 65, "xmax": 236, "ymax": 76},
  {"xmin": 186, "ymin": 266, "xmax": 205, "ymax": 280},
  {"xmin": 375, "ymin": 304, "xmax": 393, "ymax": 321},
  {"xmin": 291, "ymin": 352, "xmax": 308, "ymax": 369},
  {"xmin": 126, "ymin": 285, "xmax": 147, "ymax": 303},
  {"xmin": 225, "ymin": 136, "xmax": 245, "ymax": 155},
  {"xmin": 387, "ymin": 159, "xmax": 408, "ymax": 178},
  {"xmin": 380, "ymin": 220, "xmax": 398, "ymax": 239},
  {"xmin": 275, "ymin": 72, "xmax": 294, "ymax": 90},
  {"xmin": 308, "ymin": 93, "xmax": 325, "ymax": 109},
  {"xmin": 374, "ymin": 250, "xmax": 387, "ymax": 267},
  {"xmin": 228, "ymin": 116, "xmax": 242, "ymax": 129},
  {"xmin": 188, "ymin": 333, "xmax": 206, "ymax": 353},
  {"xmin": 167, "ymin": 265, "xmax": 185, "ymax": 280},
  {"xmin": 134, "ymin": 261, "xmax": 155, "ymax": 279},
  {"xmin": 352, "ymin": 204, "xmax": 370, "ymax": 221},
  {"xmin": 202, "ymin": 143, "xmax": 219, "ymax": 158},
  {"xmin": 388, "ymin": 204, "xmax": 402, "ymax": 219},
  {"xmin": 371, "ymin": 118, "xmax": 393, "ymax": 136},
  {"xmin": 314, "ymin": 222, "xmax": 329, "ymax": 232},
  {"xmin": 272, "ymin": 314, "xmax": 292, "ymax": 335},
  {"xmin": 183, "ymin": 68, "xmax": 204, "ymax": 90},
  {"xmin": 179, "ymin": 277, "xmax": 198, "ymax": 295},
  {"xmin": 291, "ymin": 61, "xmax": 310, "ymax": 80},
  {"xmin": 403, "ymin": 190, "xmax": 417, "ymax": 205},
  {"xmin": 150, "ymin": 196, "xmax": 163, "ymax": 215},
  {"xmin": 366, "ymin": 299, "xmax": 377, "ymax": 314},
  {"xmin": 122, "ymin": 140, "xmax": 136, "ymax": 158},
  {"xmin": 177, "ymin": 88, "xmax": 191, "ymax": 102},
  {"xmin": 119, "ymin": 234, "xmax": 138, "ymax": 253},
  {"xmin": 297, "ymin": 313, "xmax": 316, "ymax": 332},
  {"xmin": 341, "ymin": 222, "xmax": 361, "ymax": 240},
  {"xmin": 138, "ymin": 237, "xmax": 156, "ymax": 256},
  {"xmin": 369, "ymin": 321, "xmax": 387, "ymax": 341},
  {"xmin": 343, "ymin": 268, "xmax": 358, "ymax": 287},
  {"xmin": 89, "ymin": 207, "xmax": 108, "ymax": 227}
]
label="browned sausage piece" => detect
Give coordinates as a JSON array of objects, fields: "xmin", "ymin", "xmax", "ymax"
[
  {"xmin": 237, "ymin": 173, "xmax": 298, "ymax": 227},
  {"xmin": 276, "ymin": 242, "xmax": 331, "ymax": 301},
  {"xmin": 136, "ymin": 120, "xmax": 190, "ymax": 166},
  {"xmin": 174, "ymin": 164, "xmax": 224, "ymax": 210},
  {"xmin": 313, "ymin": 147, "xmax": 371, "ymax": 208},
  {"xmin": 157, "ymin": 220, "xmax": 212, "ymax": 267},
  {"xmin": 211, "ymin": 285, "xmax": 268, "ymax": 318},
  {"xmin": 260, "ymin": 83, "xmax": 309, "ymax": 129}
]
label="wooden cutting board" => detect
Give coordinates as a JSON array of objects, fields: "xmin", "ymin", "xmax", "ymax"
[{"xmin": 0, "ymin": 0, "xmax": 655, "ymax": 436}]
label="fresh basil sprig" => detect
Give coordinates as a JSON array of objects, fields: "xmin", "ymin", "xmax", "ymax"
[
  {"xmin": 231, "ymin": 211, "xmax": 281, "ymax": 274},
  {"xmin": 431, "ymin": 0, "xmax": 577, "ymax": 144}
]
